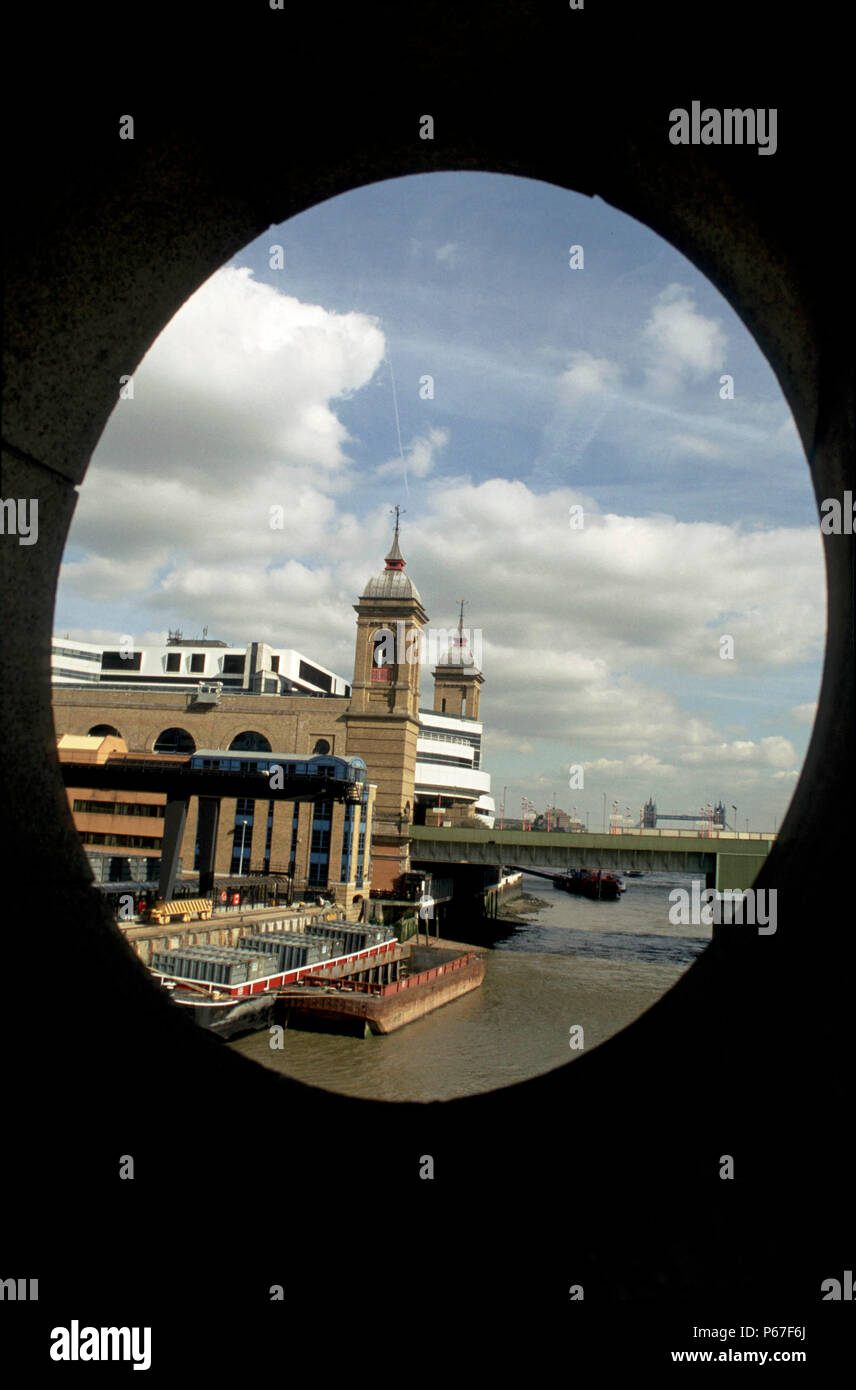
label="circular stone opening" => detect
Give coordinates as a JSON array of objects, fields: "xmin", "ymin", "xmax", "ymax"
[{"xmin": 50, "ymin": 171, "xmax": 825, "ymax": 1104}]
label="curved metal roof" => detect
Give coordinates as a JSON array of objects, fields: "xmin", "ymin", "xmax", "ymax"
[{"xmin": 361, "ymin": 568, "xmax": 423, "ymax": 602}]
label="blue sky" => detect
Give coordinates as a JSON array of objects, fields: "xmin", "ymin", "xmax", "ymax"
[{"xmin": 56, "ymin": 171, "xmax": 825, "ymax": 830}]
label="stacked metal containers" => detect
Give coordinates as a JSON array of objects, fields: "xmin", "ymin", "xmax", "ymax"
[
  {"xmin": 289, "ymin": 921, "xmax": 391, "ymax": 954},
  {"xmin": 152, "ymin": 945, "xmax": 271, "ymax": 986},
  {"xmin": 238, "ymin": 933, "xmax": 340, "ymax": 972}
]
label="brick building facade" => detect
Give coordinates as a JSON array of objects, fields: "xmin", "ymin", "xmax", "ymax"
[{"xmin": 53, "ymin": 523, "xmax": 437, "ymax": 900}]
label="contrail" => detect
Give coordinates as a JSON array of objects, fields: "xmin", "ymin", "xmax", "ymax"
[{"xmin": 385, "ymin": 347, "xmax": 408, "ymax": 494}]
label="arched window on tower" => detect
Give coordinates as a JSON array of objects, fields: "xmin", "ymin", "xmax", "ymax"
[
  {"xmin": 371, "ymin": 628, "xmax": 394, "ymax": 683},
  {"xmin": 88, "ymin": 723, "xmax": 121, "ymax": 739},
  {"xmin": 313, "ymin": 738, "xmax": 331, "ymax": 755}
]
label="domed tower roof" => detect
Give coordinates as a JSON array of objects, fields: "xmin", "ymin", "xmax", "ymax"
[
  {"xmin": 361, "ymin": 506, "xmax": 422, "ymax": 603},
  {"xmin": 435, "ymin": 599, "xmax": 480, "ymax": 670}
]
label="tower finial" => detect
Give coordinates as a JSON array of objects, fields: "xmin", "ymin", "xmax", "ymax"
[{"xmin": 385, "ymin": 504, "xmax": 407, "ymax": 570}]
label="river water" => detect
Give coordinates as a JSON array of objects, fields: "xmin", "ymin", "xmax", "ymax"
[{"xmin": 228, "ymin": 872, "xmax": 711, "ymax": 1102}]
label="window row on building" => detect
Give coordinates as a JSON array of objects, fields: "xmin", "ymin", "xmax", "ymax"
[
  {"xmin": 72, "ymin": 799, "xmax": 166, "ymax": 818},
  {"xmin": 51, "ymin": 637, "xmax": 350, "ymax": 697}
]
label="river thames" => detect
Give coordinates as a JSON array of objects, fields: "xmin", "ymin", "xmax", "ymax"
[{"xmin": 229, "ymin": 871, "xmax": 711, "ymax": 1102}]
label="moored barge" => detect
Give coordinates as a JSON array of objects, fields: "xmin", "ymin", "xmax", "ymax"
[
  {"xmin": 554, "ymin": 869, "xmax": 623, "ymax": 901},
  {"xmin": 276, "ymin": 945, "xmax": 486, "ymax": 1037},
  {"xmin": 154, "ymin": 931, "xmax": 485, "ymax": 1039}
]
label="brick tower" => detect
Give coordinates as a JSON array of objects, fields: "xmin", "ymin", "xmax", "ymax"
[
  {"xmin": 432, "ymin": 598, "xmax": 484, "ymax": 719},
  {"xmin": 345, "ymin": 508, "xmax": 427, "ymax": 892}
]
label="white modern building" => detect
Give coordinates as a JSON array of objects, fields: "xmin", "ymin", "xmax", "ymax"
[
  {"xmin": 415, "ymin": 707, "xmax": 495, "ymax": 827},
  {"xmin": 51, "ymin": 633, "xmax": 350, "ymax": 698}
]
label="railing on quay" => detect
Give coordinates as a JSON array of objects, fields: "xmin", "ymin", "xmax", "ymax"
[{"xmin": 292, "ymin": 950, "xmax": 481, "ymax": 998}]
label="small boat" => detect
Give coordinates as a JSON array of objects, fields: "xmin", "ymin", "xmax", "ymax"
[{"xmin": 554, "ymin": 870, "xmax": 622, "ymax": 901}]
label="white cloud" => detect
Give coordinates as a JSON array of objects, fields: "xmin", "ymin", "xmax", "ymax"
[
  {"xmin": 375, "ymin": 427, "xmax": 449, "ymax": 479},
  {"xmin": 670, "ymin": 433, "xmax": 724, "ymax": 458},
  {"xmin": 582, "ymin": 753, "xmax": 678, "ymax": 779},
  {"xmin": 59, "ymin": 552, "xmax": 168, "ymax": 601},
  {"xmin": 435, "ymin": 242, "xmax": 460, "ymax": 266},
  {"xmin": 412, "ymin": 479, "xmax": 824, "ymax": 677},
  {"xmin": 94, "ymin": 266, "xmax": 386, "ymax": 485},
  {"xmin": 789, "ymin": 702, "xmax": 818, "ymax": 725},
  {"xmin": 680, "ymin": 736, "xmax": 798, "ymax": 770},
  {"xmin": 642, "ymin": 284, "xmax": 727, "ymax": 394},
  {"xmin": 558, "ymin": 351, "xmax": 621, "ymax": 402}
]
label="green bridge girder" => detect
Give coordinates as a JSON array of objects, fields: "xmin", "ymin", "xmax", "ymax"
[{"xmin": 409, "ymin": 825, "xmax": 774, "ymax": 893}]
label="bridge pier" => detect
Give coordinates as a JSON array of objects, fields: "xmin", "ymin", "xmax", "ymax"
[
  {"xmin": 158, "ymin": 797, "xmax": 189, "ymax": 900},
  {"xmin": 196, "ymin": 797, "xmax": 221, "ymax": 898},
  {"xmin": 715, "ymin": 852, "xmax": 769, "ymax": 892}
]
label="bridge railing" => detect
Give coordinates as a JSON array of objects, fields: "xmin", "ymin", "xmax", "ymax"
[
  {"xmin": 617, "ymin": 828, "xmax": 774, "ymax": 840},
  {"xmin": 485, "ymin": 827, "xmax": 775, "ymax": 841}
]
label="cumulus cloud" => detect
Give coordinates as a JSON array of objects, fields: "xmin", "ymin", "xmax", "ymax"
[
  {"xmin": 679, "ymin": 736, "xmax": 798, "ymax": 770},
  {"xmin": 375, "ymin": 427, "xmax": 449, "ymax": 479},
  {"xmin": 670, "ymin": 433, "xmax": 724, "ymax": 458},
  {"xmin": 582, "ymin": 753, "xmax": 679, "ymax": 779},
  {"xmin": 642, "ymin": 284, "xmax": 727, "ymax": 394},
  {"xmin": 558, "ymin": 351, "xmax": 621, "ymax": 402},
  {"xmin": 789, "ymin": 702, "xmax": 818, "ymax": 724},
  {"xmin": 93, "ymin": 266, "xmax": 386, "ymax": 486},
  {"xmin": 411, "ymin": 479, "xmax": 825, "ymax": 678}
]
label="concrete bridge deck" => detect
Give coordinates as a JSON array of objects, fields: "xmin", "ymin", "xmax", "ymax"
[{"xmin": 410, "ymin": 825, "xmax": 775, "ymax": 891}]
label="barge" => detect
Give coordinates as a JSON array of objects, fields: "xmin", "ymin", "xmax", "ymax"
[
  {"xmin": 554, "ymin": 869, "xmax": 623, "ymax": 901},
  {"xmin": 276, "ymin": 945, "xmax": 486, "ymax": 1037},
  {"xmin": 163, "ymin": 983, "xmax": 279, "ymax": 1041},
  {"xmin": 510, "ymin": 864, "xmax": 624, "ymax": 901},
  {"xmin": 154, "ymin": 930, "xmax": 485, "ymax": 1039}
]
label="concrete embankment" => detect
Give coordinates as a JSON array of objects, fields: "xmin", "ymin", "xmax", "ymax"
[{"xmin": 483, "ymin": 871, "xmax": 525, "ymax": 918}]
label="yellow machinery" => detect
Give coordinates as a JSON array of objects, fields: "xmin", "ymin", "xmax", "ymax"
[{"xmin": 148, "ymin": 898, "xmax": 213, "ymax": 925}]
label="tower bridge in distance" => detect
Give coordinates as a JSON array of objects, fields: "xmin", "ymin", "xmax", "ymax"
[
  {"xmin": 641, "ymin": 797, "xmax": 730, "ymax": 830},
  {"xmin": 411, "ymin": 824, "xmax": 775, "ymax": 893}
]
